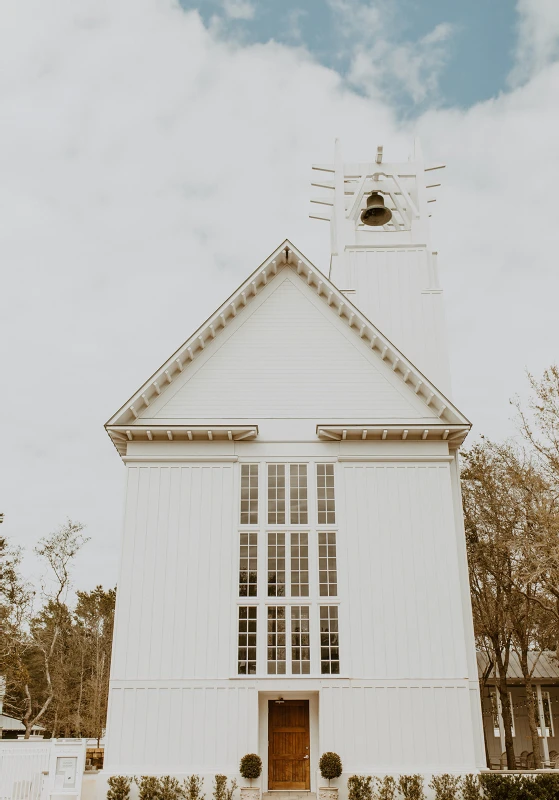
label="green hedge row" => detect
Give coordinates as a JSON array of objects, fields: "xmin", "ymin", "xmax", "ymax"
[
  {"xmin": 107, "ymin": 775, "xmax": 235, "ymax": 800},
  {"xmin": 346, "ymin": 773, "xmax": 559, "ymax": 800}
]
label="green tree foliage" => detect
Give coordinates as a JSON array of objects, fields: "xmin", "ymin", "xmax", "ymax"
[
  {"xmin": 239, "ymin": 754, "xmax": 262, "ymax": 786},
  {"xmin": 107, "ymin": 777, "xmax": 134, "ymax": 800},
  {"xmin": 375, "ymin": 776, "xmax": 396, "ymax": 800},
  {"xmin": 347, "ymin": 776, "xmax": 373, "ymax": 800},
  {"xmin": 428, "ymin": 775, "xmax": 461, "ymax": 800},
  {"xmin": 212, "ymin": 776, "xmax": 237, "ymax": 800},
  {"xmin": 397, "ymin": 776, "xmax": 425, "ymax": 800},
  {"xmin": 319, "ymin": 752, "xmax": 343, "ymax": 785},
  {"xmin": 182, "ymin": 776, "xmax": 204, "ymax": 800}
]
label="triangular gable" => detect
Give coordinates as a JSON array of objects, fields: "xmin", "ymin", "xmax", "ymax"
[
  {"xmin": 136, "ymin": 271, "xmax": 436, "ymax": 422},
  {"xmin": 106, "ymin": 240, "xmax": 470, "ymax": 436}
]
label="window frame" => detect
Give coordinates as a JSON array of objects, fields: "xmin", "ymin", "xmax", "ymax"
[
  {"xmin": 234, "ymin": 458, "xmax": 341, "ymax": 678},
  {"xmin": 237, "ymin": 605, "xmax": 258, "ymax": 676},
  {"xmin": 535, "ymin": 690, "xmax": 554, "ymax": 737}
]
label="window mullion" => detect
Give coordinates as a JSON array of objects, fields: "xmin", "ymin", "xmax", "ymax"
[
  {"xmin": 285, "ymin": 605, "xmax": 292, "ymax": 677},
  {"xmin": 285, "ymin": 531, "xmax": 291, "ymax": 599}
]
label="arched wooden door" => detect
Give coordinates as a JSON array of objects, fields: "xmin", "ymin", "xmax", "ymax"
[{"xmin": 268, "ymin": 700, "xmax": 310, "ymax": 790}]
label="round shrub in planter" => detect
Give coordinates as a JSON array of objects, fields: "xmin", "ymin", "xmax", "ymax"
[
  {"xmin": 318, "ymin": 752, "xmax": 343, "ymax": 800},
  {"xmin": 239, "ymin": 754, "xmax": 262, "ymax": 800}
]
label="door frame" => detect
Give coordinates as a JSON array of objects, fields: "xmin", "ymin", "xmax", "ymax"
[{"xmin": 258, "ymin": 692, "xmax": 319, "ymax": 793}]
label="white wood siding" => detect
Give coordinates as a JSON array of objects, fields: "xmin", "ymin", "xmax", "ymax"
[
  {"xmin": 104, "ymin": 684, "xmax": 258, "ymax": 773},
  {"xmin": 139, "ymin": 272, "xmax": 437, "ymax": 422},
  {"xmin": 110, "ymin": 464, "xmax": 236, "ymax": 681},
  {"xmin": 339, "ymin": 462, "xmax": 468, "ymax": 679},
  {"xmin": 347, "ymin": 249, "xmax": 452, "ymax": 397},
  {"xmin": 105, "ymin": 456, "xmax": 484, "ymax": 774},
  {"xmin": 320, "ymin": 683, "xmax": 477, "ymax": 772}
]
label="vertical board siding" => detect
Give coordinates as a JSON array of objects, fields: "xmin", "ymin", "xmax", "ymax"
[
  {"xmin": 348, "ymin": 249, "xmax": 451, "ymax": 396},
  {"xmin": 340, "ymin": 463, "xmax": 468, "ymax": 679},
  {"xmin": 104, "ymin": 686, "xmax": 257, "ymax": 771},
  {"xmin": 320, "ymin": 684, "xmax": 476, "ymax": 771},
  {"xmin": 111, "ymin": 464, "xmax": 235, "ymax": 681}
]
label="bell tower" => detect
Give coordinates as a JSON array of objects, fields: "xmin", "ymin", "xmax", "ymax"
[{"xmin": 311, "ymin": 139, "xmax": 452, "ymax": 397}]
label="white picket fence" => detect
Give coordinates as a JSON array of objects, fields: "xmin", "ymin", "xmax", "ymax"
[{"xmin": 0, "ymin": 741, "xmax": 50, "ymax": 800}]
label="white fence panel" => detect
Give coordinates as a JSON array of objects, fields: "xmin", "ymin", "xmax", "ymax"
[{"xmin": 0, "ymin": 741, "xmax": 51, "ymax": 800}]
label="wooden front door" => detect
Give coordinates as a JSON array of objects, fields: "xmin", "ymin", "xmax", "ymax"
[{"xmin": 268, "ymin": 699, "xmax": 310, "ymax": 790}]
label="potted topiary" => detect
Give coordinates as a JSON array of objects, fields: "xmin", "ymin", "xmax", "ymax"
[
  {"xmin": 239, "ymin": 754, "xmax": 262, "ymax": 800},
  {"xmin": 318, "ymin": 753, "xmax": 343, "ymax": 800}
]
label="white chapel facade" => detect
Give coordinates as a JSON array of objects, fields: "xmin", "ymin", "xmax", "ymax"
[{"xmin": 104, "ymin": 141, "xmax": 485, "ymax": 784}]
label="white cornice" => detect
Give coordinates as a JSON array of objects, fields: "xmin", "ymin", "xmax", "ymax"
[{"xmin": 107, "ymin": 425, "xmax": 258, "ymax": 456}]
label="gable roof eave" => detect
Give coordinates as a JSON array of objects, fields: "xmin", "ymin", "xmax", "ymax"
[{"xmin": 105, "ymin": 239, "xmax": 470, "ymax": 442}]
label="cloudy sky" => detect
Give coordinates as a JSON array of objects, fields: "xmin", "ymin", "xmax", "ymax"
[{"xmin": 2, "ymin": 0, "xmax": 559, "ymax": 592}]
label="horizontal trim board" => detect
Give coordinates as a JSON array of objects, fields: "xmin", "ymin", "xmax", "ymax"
[
  {"xmin": 345, "ymin": 244, "xmax": 427, "ymax": 250},
  {"xmin": 108, "ymin": 678, "xmax": 473, "ymax": 688},
  {"xmin": 122, "ymin": 455, "xmax": 239, "ymax": 463},
  {"xmin": 338, "ymin": 455, "xmax": 453, "ymax": 462}
]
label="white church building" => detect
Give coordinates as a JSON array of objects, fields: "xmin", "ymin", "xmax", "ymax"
[{"xmin": 103, "ymin": 141, "xmax": 485, "ymax": 786}]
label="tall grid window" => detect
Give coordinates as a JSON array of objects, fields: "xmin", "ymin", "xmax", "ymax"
[
  {"xmin": 268, "ymin": 464, "xmax": 286, "ymax": 524},
  {"xmin": 268, "ymin": 532, "xmax": 286, "ymax": 597},
  {"xmin": 320, "ymin": 606, "xmax": 340, "ymax": 674},
  {"xmin": 236, "ymin": 461, "xmax": 342, "ymax": 677},
  {"xmin": 318, "ymin": 532, "xmax": 337, "ymax": 597},
  {"xmin": 239, "ymin": 532, "xmax": 257, "ymax": 597},
  {"xmin": 238, "ymin": 606, "xmax": 257, "ymax": 675},
  {"xmin": 291, "ymin": 606, "xmax": 310, "ymax": 674},
  {"xmin": 240, "ymin": 464, "xmax": 258, "ymax": 525},
  {"xmin": 267, "ymin": 606, "xmax": 286, "ymax": 674},
  {"xmin": 290, "ymin": 532, "xmax": 309, "ymax": 597},
  {"xmin": 290, "ymin": 464, "xmax": 308, "ymax": 524},
  {"xmin": 317, "ymin": 464, "xmax": 335, "ymax": 524}
]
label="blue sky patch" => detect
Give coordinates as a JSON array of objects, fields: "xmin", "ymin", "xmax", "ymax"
[{"xmin": 179, "ymin": 0, "xmax": 517, "ymax": 111}]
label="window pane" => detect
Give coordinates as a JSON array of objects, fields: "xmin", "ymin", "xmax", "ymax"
[
  {"xmin": 318, "ymin": 531, "xmax": 338, "ymax": 597},
  {"xmin": 317, "ymin": 464, "xmax": 335, "ymax": 524},
  {"xmin": 291, "ymin": 532, "xmax": 309, "ymax": 597},
  {"xmin": 268, "ymin": 532, "xmax": 286, "ymax": 597},
  {"xmin": 239, "ymin": 532, "xmax": 258, "ymax": 597},
  {"xmin": 240, "ymin": 464, "xmax": 258, "ymax": 525},
  {"xmin": 291, "ymin": 606, "xmax": 310, "ymax": 675},
  {"xmin": 319, "ymin": 606, "xmax": 340, "ymax": 675},
  {"xmin": 268, "ymin": 464, "xmax": 286, "ymax": 524},
  {"xmin": 267, "ymin": 606, "xmax": 286, "ymax": 674},
  {"xmin": 290, "ymin": 464, "xmax": 308, "ymax": 525},
  {"xmin": 238, "ymin": 606, "xmax": 257, "ymax": 675}
]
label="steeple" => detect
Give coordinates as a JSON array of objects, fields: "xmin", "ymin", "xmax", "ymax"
[{"xmin": 311, "ymin": 139, "xmax": 452, "ymax": 397}]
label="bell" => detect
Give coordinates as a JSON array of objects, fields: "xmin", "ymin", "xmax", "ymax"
[{"xmin": 360, "ymin": 191, "xmax": 392, "ymax": 227}]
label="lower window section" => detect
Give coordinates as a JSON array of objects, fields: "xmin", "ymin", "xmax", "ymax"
[
  {"xmin": 320, "ymin": 605, "xmax": 340, "ymax": 674},
  {"xmin": 238, "ymin": 606, "xmax": 257, "ymax": 675},
  {"xmin": 291, "ymin": 606, "xmax": 310, "ymax": 674},
  {"xmin": 268, "ymin": 606, "xmax": 287, "ymax": 674},
  {"xmin": 237, "ymin": 604, "xmax": 340, "ymax": 675}
]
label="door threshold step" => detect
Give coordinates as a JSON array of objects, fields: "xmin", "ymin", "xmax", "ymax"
[{"xmin": 263, "ymin": 794, "xmax": 316, "ymax": 800}]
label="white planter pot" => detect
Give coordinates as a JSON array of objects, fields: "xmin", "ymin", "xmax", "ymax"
[
  {"xmin": 240, "ymin": 788, "xmax": 261, "ymax": 800},
  {"xmin": 319, "ymin": 788, "xmax": 339, "ymax": 800}
]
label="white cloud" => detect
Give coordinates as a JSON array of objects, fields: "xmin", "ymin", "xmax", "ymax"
[
  {"xmin": 510, "ymin": 0, "xmax": 559, "ymax": 84},
  {"xmin": 327, "ymin": 0, "xmax": 454, "ymax": 104},
  {"xmin": 1, "ymin": 0, "xmax": 559, "ymax": 589},
  {"xmin": 221, "ymin": 0, "xmax": 255, "ymax": 21}
]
